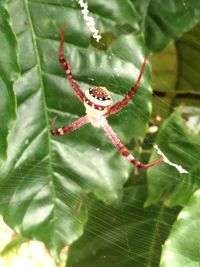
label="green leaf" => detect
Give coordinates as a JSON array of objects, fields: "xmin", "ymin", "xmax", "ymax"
[
  {"xmin": 146, "ymin": 109, "xmax": 200, "ymax": 207},
  {"xmin": 160, "ymin": 189, "xmax": 200, "ymax": 267},
  {"xmin": 0, "ymin": 0, "xmax": 151, "ymax": 257},
  {"xmin": 87, "ymin": 0, "xmax": 139, "ymax": 28},
  {"xmin": 150, "ymin": 43, "xmax": 177, "ymax": 121},
  {"xmin": 150, "ymin": 44, "xmax": 178, "ymax": 92},
  {"xmin": 67, "ymin": 186, "xmax": 179, "ymax": 267},
  {"xmin": 149, "ymin": 23, "xmax": 200, "ymax": 95},
  {"xmin": 0, "ymin": 236, "xmax": 26, "ymax": 257},
  {"xmin": 176, "ymin": 22, "xmax": 200, "ymax": 92},
  {"xmin": 150, "ymin": 22, "xmax": 200, "ymax": 97},
  {"xmin": 132, "ymin": 0, "xmax": 200, "ymax": 53},
  {"xmin": 0, "ymin": 1, "xmax": 18, "ymax": 167},
  {"xmin": 149, "ymin": 24, "xmax": 200, "ymax": 123}
]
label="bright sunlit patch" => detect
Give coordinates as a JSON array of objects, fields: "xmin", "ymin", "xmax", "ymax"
[
  {"xmin": 12, "ymin": 241, "xmax": 55, "ymax": 267},
  {"xmin": 154, "ymin": 145, "xmax": 188, "ymax": 174},
  {"xmin": 149, "ymin": 125, "xmax": 158, "ymax": 133},
  {"xmin": 0, "ymin": 217, "xmax": 56, "ymax": 267},
  {"xmin": 0, "ymin": 216, "xmax": 15, "ymax": 251},
  {"xmin": 163, "ymin": 249, "xmax": 175, "ymax": 262},
  {"xmin": 155, "ymin": 115, "xmax": 162, "ymax": 122},
  {"xmin": 194, "ymin": 189, "xmax": 200, "ymax": 197},
  {"xmin": 177, "ymin": 211, "xmax": 189, "ymax": 220}
]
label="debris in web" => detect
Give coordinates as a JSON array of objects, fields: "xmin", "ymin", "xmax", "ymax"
[
  {"xmin": 76, "ymin": 0, "xmax": 102, "ymax": 42},
  {"xmin": 154, "ymin": 145, "xmax": 188, "ymax": 174}
]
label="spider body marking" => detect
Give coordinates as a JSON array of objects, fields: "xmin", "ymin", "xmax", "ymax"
[
  {"xmin": 51, "ymin": 26, "xmax": 164, "ymax": 171},
  {"xmin": 84, "ymin": 87, "xmax": 112, "ymax": 127}
]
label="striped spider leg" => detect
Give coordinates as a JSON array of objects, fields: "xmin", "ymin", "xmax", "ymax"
[
  {"xmin": 58, "ymin": 26, "xmax": 84, "ymax": 103},
  {"xmin": 51, "ymin": 115, "xmax": 90, "ymax": 136},
  {"xmin": 51, "ymin": 27, "xmax": 164, "ymax": 171}
]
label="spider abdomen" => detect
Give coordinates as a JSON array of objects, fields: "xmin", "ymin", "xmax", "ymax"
[{"xmin": 84, "ymin": 87, "xmax": 112, "ymax": 116}]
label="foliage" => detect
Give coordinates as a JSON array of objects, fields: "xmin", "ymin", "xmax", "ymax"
[
  {"xmin": 67, "ymin": 186, "xmax": 179, "ymax": 267},
  {"xmin": 0, "ymin": 0, "xmax": 200, "ymax": 266},
  {"xmin": 160, "ymin": 189, "xmax": 200, "ymax": 267},
  {"xmin": 0, "ymin": 0, "xmax": 18, "ymax": 167}
]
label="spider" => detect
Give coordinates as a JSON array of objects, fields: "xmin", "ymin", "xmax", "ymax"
[{"xmin": 51, "ymin": 26, "xmax": 164, "ymax": 171}]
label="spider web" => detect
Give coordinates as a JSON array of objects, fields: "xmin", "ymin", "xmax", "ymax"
[{"xmin": 1, "ymin": 0, "xmax": 200, "ymax": 266}]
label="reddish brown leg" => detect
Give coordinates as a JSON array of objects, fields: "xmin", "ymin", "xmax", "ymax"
[
  {"xmin": 59, "ymin": 26, "xmax": 85, "ymax": 103},
  {"xmin": 105, "ymin": 57, "xmax": 147, "ymax": 117},
  {"xmin": 51, "ymin": 115, "xmax": 89, "ymax": 136},
  {"xmin": 102, "ymin": 119, "xmax": 163, "ymax": 170}
]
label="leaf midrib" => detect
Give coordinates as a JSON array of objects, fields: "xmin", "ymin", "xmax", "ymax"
[{"xmin": 23, "ymin": 0, "xmax": 57, "ymax": 241}]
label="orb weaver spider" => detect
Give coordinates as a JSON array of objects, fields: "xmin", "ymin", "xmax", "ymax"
[{"xmin": 51, "ymin": 26, "xmax": 164, "ymax": 171}]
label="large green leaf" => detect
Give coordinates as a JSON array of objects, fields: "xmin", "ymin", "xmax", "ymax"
[
  {"xmin": 150, "ymin": 23, "xmax": 200, "ymax": 94},
  {"xmin": 67, "ymin": 185, "xmax": 179, "ymax": 267},
  {"xmin": 149, "ymin": 24, "xmax": 200, "ymax": 128},
  {"xmin": 0, "ymin": 1, "xmax": 18, "ymax": 167},
  {"xmin": 149, "ymin": 43, "xmax": 177, "ymax": 121},
  {"xmin": 0, "ymin": 0, "xmax": 151, "ymax": 257},
  {"xmin": 160, "ymin": 189, "xmax": 200, "ymax": 267},
  {"xmin": 146, "ymin": 109, "xmax": 200, "ymax": 207},
  {"xmin": 87, "ymin": 0, "xmax": 139, "ymax": 28},
  {"xmin": 150, "ymin": 43, "xmax": 178, "ymax": 92},
  {"xmin": 132, "ymin": 0, "xmax": 200, "ymax": 53},
  {"xmin": 176, "ymin": 22, "xmax": 200, "ymax": 92}
]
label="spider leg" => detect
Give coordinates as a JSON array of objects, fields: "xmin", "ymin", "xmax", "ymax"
[
  {"xmin": 102, "ymin": 119, "xmax": 163, "ymax": 170},
  {"xmin": 105, "ymin": 57, "xmax": 147, "ymax": 117},
  {"xmin": 51, "ymin": 114, "xmax": 89, "ymax": 136},
  {"xmin": 59, "ymin": 26, "xmax": 85, "ymax": 103}
]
